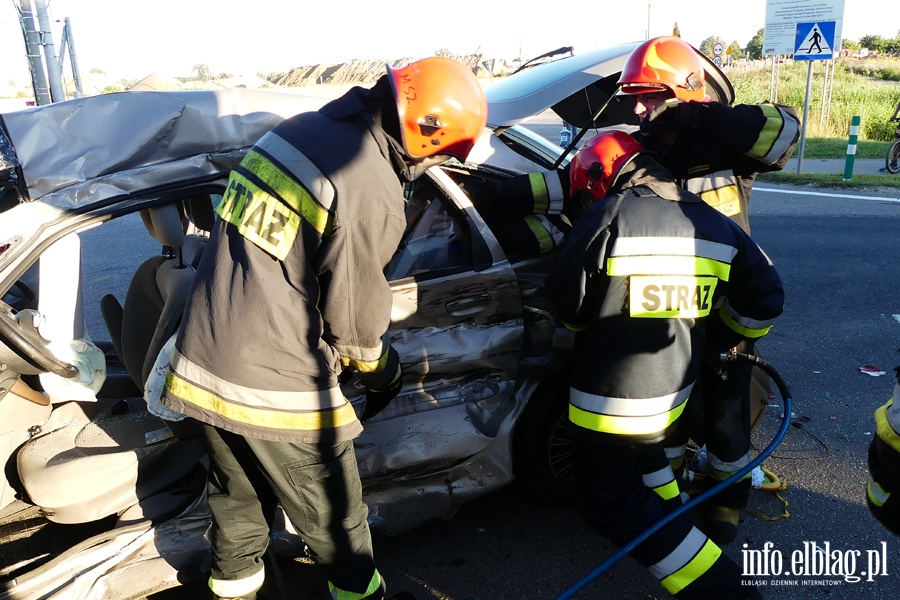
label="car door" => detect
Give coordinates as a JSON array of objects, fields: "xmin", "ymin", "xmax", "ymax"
[{"xmin": 350, "ymin": 167, "xmax": 524, "ymax": 485}]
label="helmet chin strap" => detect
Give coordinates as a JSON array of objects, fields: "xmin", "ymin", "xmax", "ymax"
[{"xmin": 404, "ymin": 154, "xmax": 451, "ymax": 182}]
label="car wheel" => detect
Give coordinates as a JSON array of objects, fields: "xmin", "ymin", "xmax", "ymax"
[{"xmin": 513, "ymin": 377, "xmax": 576, "ymax": 504}]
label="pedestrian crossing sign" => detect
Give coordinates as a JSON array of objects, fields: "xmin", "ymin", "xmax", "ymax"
[{"xmin": 794, "ymin": 21, "xmax": 836, "ymax": 60}]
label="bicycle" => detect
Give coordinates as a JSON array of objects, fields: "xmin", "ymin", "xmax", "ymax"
[{"xmin": 886, "ymin": 100, "xmax": 900, "ymax": 174}]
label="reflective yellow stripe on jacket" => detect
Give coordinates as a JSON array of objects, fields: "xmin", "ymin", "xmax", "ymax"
[
  {"xmin": 607, "ymin": 236, "xmax": 736, "ymax": 320},
  {"xmin": 166, "ymin": 349, "xmax": 358, "ymax": 434},
  {"xmin": 568, "ymin": 384, "xmax": 692, "ymax": 437},
  {"xmin": 748, "ymin": 104, "xmax": 800, "ymax": 165},
  {"xmin": 718, "ymin": 298, "xmax": 777, "ymax": 339},
  {"xmin": 684, "ymin": 170, "xmax": 742, "ymax": 219},
  {"xmin": 528, "ymin": 170, "xmax": 566, "ymax": 214}
]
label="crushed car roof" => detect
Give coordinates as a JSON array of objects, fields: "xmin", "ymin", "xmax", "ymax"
[{"xmin": 0, "ymin": 42, "xmax": 734, "ymax": 210}]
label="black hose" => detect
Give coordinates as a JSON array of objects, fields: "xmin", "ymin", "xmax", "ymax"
[{"xmin": 555, "ymin": 352, "xmax": 793, "ymax": 600}]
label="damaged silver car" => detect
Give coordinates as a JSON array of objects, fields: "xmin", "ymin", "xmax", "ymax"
[{"xmin": 0, "ymin": 41, "xmax": 735, "ymax": 599}]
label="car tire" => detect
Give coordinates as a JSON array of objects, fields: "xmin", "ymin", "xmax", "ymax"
[{"xmin": 513, "ymin": 376, "xmax": 576, "ymax": 505}]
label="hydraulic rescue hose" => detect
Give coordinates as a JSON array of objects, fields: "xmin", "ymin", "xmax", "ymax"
[{"xmin": 555, "ymin": 351, "xmax": 794, "ymax": 600}]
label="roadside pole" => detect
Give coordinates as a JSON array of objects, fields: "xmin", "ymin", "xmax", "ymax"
[
  {"xmin": 796, "ymin": 61, "xmax": 813, "ymax": 174},
  {"xmin": 842, "ymin": 115, "xmax": 860, "ymax": 180},
  {"xmin": 34, "ymin": 0, "xmax": 65, "ymax": 102},
  {"xmin": 18, "ymin": 0, "xmax": 51, "ymax": 105}
]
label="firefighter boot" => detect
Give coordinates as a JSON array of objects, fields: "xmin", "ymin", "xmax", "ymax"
[{"xmin": 702, "ymin": 477, "xmax": 751, "ymax": 545}]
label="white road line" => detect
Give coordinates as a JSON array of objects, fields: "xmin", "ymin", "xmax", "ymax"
[{"xmin": 755, "ymin": 186, "xmax": 900, "ymax": 203}]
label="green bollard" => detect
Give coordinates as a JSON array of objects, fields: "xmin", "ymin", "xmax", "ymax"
[{"xmin": 843, "ymin": 115, "xmax": 860, "ymax": 181}]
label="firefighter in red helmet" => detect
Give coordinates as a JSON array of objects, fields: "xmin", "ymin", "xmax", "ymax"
[
  {"xmin": 617, "ymin": 36, "xmax": 800, "ymax": 544},
  {"xmin": 161, "ymin": 57, "xmax": 486, "ymax": 600},
  {"xmin": 546, "ymin": 130, "xmax": 783, "ymax": 598}
]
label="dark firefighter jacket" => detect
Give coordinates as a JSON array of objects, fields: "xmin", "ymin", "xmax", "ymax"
[
  {"xmin": 639, "ymin": 100, "xmax": 801, "ymax": 233},
  {"xmin": 465, "ymin": 169, "xmax": 571, "ymax": 258},
  {"xmin": 490, "ymin": 100, "xmax": 800, "ymax": 236},
  {"xmin": 545, "ymin": 157, "xmax": 785, "ymax": 445},
  {"xmin": 868, "ymin": 369, "xmax": 900, "ymax": 534},
  {"xmin": 161, "ymin": 86, "xmax": 406, "ymax": 443}
]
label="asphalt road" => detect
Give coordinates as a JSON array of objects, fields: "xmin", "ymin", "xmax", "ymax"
[{"xmin": 144, "ymin": 117, "xmax": 900, "ymax": 599}]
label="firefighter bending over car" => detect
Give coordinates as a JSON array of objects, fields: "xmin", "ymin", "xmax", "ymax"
[
  {"xmin": 470, "ymin": 35, "xmax": 800, "ymax": 544},
  {"xmin": 545, "ymin": 130, "xmax": 784, "ymax": 598},
  {"xmin": 160, "ymin": 58, "xmax": 487, "ymax": 600}
]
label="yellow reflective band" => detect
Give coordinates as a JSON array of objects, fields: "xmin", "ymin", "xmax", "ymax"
[
  {"xmin": 242, "ymin": 150, "xmax": 335, "ymax": 237},
  {"xmin": 629, "ymin": 275, "xmax": 718, "ymax": 318},
  {"xmin": 217, "ymin": 171, "xmax": 301, "ymax": 260},
  {"xmin": 748, "ymin": 104, "xmax": 783, "ymax": 160},
  {"xmin": 875, "ymin": 398, "xmax": 900, "ymax": 453},
  {"xmin": 718, "ymin": 304, "xmax": 771, "ymax": 339},
  {"xmin": 328, "ymin": 569, "xmax": 383, "ymax": 600},
  {"xmin": 528, "ymin": 171, "xmax": 550, "ymax": 213},
  {"xmin": 607, "ymin": 255, "xmax": 731, "ymax": 281},
  {"xmin": 341, "ymin": 346, "xmax": 390, "ymax": 374},
  {"xmin": 523, "ymin": 214, "xmax": 555, "ymax": 254},
  {"xmin": 165, "ymin": 371, "xmax": 358, "ymax": 431},
  {"xmin": 660, "ymin": 538, "xmax": 722, "ymax": 595},
  {"xmin": 868, "ymin": 478, "xmax": 891, "ymax": 507},
  {"xmin": 568, "ymin": 401, "xmax": 686, "ymax": 436},
  {"xmin": 563, "ymin": 321, "xmax": 587, "ymax": 333},
  {"xmin": 698, "ymin": 184, "xmax": 741, "ymax": 218},
  {"xmin": 653, "ymin": 479, "xmax": 681, "ymax": 501}
]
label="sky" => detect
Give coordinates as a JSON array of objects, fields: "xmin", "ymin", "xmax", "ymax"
[{"xmin": 1, "ymin": 0, "xmax": 896, "ymax": 86}]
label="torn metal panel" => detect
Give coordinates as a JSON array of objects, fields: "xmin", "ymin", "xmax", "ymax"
[{"xmin": 0, "ymin": 90, "xmax": 327, "ymax": 206}]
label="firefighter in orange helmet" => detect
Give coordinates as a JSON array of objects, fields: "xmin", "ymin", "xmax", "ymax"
[
  {"xmin": 161, "ymin": 57, "xmax": 486, "ymax": 600},
  {"xmin": 617, "ymin": 36, "xmax": 800, "ymax": 545},
  {"xmin": 546, "ymin": 130, "xmax": 783, "ymax": 598}
]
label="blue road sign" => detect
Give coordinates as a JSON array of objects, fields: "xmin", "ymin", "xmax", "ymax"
[{"xmin": 794, "ymin": 21, "xmax": 836, "ymax": 60}]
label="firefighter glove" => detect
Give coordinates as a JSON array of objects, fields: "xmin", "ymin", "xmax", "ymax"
[
  {"xmin": 362, "ymin": 364, "xmax": 403, "ymax": 422},
  {"xmin": 640, "ymin": 98, "xmax": 706, "ymax": 138},
  {"xmin": 359, "ymin": 345, "xmax": 404, "ymax": 422}
]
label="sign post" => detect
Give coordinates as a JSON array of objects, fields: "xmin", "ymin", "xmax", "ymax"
[{"xmin": 793, "ymin": 20, "xmax": 837, "ymax": 174}]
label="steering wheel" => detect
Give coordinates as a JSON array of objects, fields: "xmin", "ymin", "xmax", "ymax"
[
  {"xmin": 12, "ymin": 279, "xmax": 37, "ymax": 302},
  {"xmin": 0, "ymin": 307, "xmax": 77, "ymax": 378}
]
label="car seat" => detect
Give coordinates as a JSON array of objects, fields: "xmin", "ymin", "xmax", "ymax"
[{"xmin": 15, "ymin": 197, "xmax": 213, "ymax": 525}]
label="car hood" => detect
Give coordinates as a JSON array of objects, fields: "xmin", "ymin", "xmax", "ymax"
[
  {"xmin": 0, "ymin": 89, "xmax": 328, "ymax": 210},
  {"xmin": 485, "ymin": 40, "xmax": 735, "ymax": 130}
]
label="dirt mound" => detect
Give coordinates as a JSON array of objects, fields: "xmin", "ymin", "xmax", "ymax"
[{"xmin": 275, "ymin": 54, "xmax": 495, "ymax": 87}]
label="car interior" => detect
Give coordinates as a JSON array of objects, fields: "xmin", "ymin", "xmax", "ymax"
[{"xmin": 0, "ymin": 194, "xmax": 216, "ymax": 579}]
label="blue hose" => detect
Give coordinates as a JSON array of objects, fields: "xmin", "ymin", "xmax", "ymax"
[{"xmin": 555, "ymin": 352, "xmax": 794, "ymax": 600}]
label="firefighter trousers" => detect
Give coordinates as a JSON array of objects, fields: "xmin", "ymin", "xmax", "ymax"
[
  {"xmin": 667, "ymin": 340, "xmax": 757, "ymax": 508},
  {"xmin": 203, "ymin": 425, "xmax": 384, "ymax": 599},
  {"xmin": 572, "ymin": 439, "xmax": 759, "ymax": 598}
]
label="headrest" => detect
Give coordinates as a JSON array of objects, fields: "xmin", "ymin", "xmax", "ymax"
[
  {"xmin": 183, "ymin": 195, "xmax": 216, "ymax": 232},
  {"xmin": 139, "ymin": 203, "xmax": 185, "ymax": 248}
]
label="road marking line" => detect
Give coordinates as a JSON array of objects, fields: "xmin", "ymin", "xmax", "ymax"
[{"xmin": 755, "ymin": 187, "xmax": 900, "ymax": 203}]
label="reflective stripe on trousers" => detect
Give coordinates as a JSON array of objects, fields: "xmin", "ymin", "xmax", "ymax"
[
  {"xmin": 569, "ymin": 385, "xmax": 691, "ymax": 436},
  {"xmin": 649, "ymin": 526, "xmax": 722, "ymax": 595},
  {"xmin": 209, "ymin": 567, "xmax": 265, "ymax": 599}
]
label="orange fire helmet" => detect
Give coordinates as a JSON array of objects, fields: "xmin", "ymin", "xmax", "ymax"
[
  {"xmin": 617, "ymin": 36, "xmax": 710, "ymax": 102},
  {"xmin": 569, "ymin": 130, "xmax": 645, "ymax": 202},
  {"xmin": 386, "ymin": 57, "xmax": 488, "ymax": 161}
]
